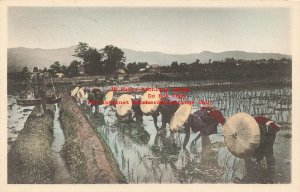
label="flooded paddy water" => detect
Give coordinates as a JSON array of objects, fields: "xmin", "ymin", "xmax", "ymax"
[
  {"xmin": 7, "ymin": 95, "xmax": 34, "ymax": 152},
  {"xmin": 79, "ymin": 82, "xmax": 292, "ymax": 184},
  {"xmin": 7, "ymin": 81, "xmax": 291, "ymax": 184}
]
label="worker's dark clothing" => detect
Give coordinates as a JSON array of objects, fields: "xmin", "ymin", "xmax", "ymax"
[
  {"xmin": 32, "ymin": 73, "xmax": 46, "ymax": 98},
  {"xmin": 254, "ymin": 116, "xmax": 280, "ymax": 169},
  {"xmin": 132, "ymin": 98, "xmax": 143, "ymax": 122},
  {"xmin": 255, "ymin": 124, "xmax": 276, "ymax": 169},
  {"xmin": 244, "ymin": 116, "xmax": 280, "ymax": 178},
  {"xmin": 151, "ymin": 96, "xmax": 180, "ymax": 130},
  {"xmin": 31, "ymin": 72, "xmax": 47, "ymax": 113},
  {"xmin": 88, "ymin": 88, "xmax": 104, "ymax": 113},
  {"xmin": 183, "ymin": 107, "xmax": 225, "ymax": 149},
  {"xmin": 188, "ymin": 109, "xmax": 219, "ymax": 135}
]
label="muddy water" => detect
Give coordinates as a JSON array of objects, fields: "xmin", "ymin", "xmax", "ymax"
[
  {"xmin": 85, "ymin": 108, "xmax": 231, "ymax": 183},
  {"xmin": 81, "ymin": 86, "xmax": 291, "ymax": 184},
  {"xmin": 51, "ymin": 104, "xmax": 72, "ymax": 183},
  {"xmin": 8, "ymin": 83, "xmax": 291, "ymax": 183},
  {"xmin": 7, "ymin": 97, "xmax": 71, "ymax": 183},
  {"xmin": 7, "ymin": 95, "xmax": 34, "ymax": 152}
]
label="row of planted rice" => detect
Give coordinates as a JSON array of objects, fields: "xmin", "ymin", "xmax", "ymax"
[
  {"xmin": 70, "ymin": 81, "xmax": 291, "ymax": 183},
  {"xmin": 183, "ymin": 87, "xmax": 291, "ymax": 126}
]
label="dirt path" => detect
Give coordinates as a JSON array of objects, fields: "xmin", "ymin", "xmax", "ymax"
[{"xmin": 59, "ymin": 93, "xmax": 126, "ymax": 183}]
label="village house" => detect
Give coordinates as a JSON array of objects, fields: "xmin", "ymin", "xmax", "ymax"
[
  {"xmin": 225, "ymin": 58, "xmax": 235, "ymax": 63},
  {"xmin": 139, "ymin": 68, "xmax": 146, "ymax": 73},
  {"xmin": 115, "ymin": 68, "xmax": 128, "ymax": 81},
  {"xmin": 55, "ymin": 72, "xmax": 64, "ymax": 78},
  {"xmin": 256, "ymin": 59, "xmax": 268, "ymax": 65},
  {"xmin": 149, "ymin": 64, "xmax": 160, "ymax": 74}
]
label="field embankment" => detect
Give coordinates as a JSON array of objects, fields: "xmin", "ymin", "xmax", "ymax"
[
  {"xmin": 8, "ymin": 105, "xmax": 55, "ymax": 184},
  {"xmin": 59, "ymin": 93, "xmax": 126, "ymax": 183}
]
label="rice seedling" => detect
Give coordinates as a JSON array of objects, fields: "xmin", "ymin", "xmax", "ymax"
[{"xmin": 77, "ymin": 80, "xmax": 291, "ymax": 184}]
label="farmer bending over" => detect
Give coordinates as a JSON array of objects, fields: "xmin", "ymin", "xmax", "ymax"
[
  {"xmin": 244, "ymin": 116, "xmax": 280, "ymax": 174},
  {"xmin": 151, "ymin": 96, "xmax": 180, "ymax": 130},
  {"xmin": 183, "ymin": 105, "xmax": 225, "ymax": 152}
]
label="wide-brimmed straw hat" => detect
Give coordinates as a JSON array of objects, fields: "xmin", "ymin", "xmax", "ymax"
[
  {"xmin": 77, "ymin": 87, "xmax": 87, "ymax": 100},
  {"xmin": 116, "ymin": 94, "xmax": 133, "ymax": 117},
  {"xmin": 103, "ymin": 91, "xmax": 114, "ymax": 107},
  {"xmin": 169, "ymin": 104, "xmax": 193, "ymax": 132},
  {"xmin": 71, "ymin": 87, "xmax": 80, "ymax": 97},
  {"xmin": 223, "ymin": 112, "xmax": 260, "ymax": 158},
  {"xmin": 140, "ymin": 90, "xmax": 161, "ymax": 116}
]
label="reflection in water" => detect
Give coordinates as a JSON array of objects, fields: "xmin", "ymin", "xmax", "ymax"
[
  {"xmin": 52, "ymin": 104, "xmax": 72, "ymax": 183},
  {"xmin": 218, "ymin": 147, "xmax": 245, "ymax": 183},
  {"xmin": 7, "ymin": 97, "xmax": 72, "ymax": 183},
  {"xmin": 83, "ymin": 107, "xmax": 232, "ymax": 183},
  {"xmin": 7, "ymin": 85, "xmax": 291, "ymax": 183},
  {"xmin": 7, "ymin": 95, "xmax": 34, "ymax": 152},
  {"xmin": 79, "ymin": 87, "xmax": 291, "ymax": 183}
]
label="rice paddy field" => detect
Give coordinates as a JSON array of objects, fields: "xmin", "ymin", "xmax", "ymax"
[
  {"xmin": 7, "ymin": 79, "xmax": 291, "ymax": 184},
  {"xmin": 79, "ymin": 81, "xmax": 292, "ymax": 184}
]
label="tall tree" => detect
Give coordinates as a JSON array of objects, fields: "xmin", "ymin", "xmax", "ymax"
[
  {"xmin": 171, "ymin": 61, "xmax": 179, "ymax": 72},
  {"xmin": 179, "ymin": 63, "xmax": 188, "ymax": 72},
  {"xmin": 73, "ymin": 42, "xmax": 89, "ymax": 60},
  {"xmin": 160, "ymin": 66, "xmax": 171, "ymax": 73},
  {"xmin": 85, "ymin": 48, "xmax": 103, "ymax": 75},
  {"xmin": 127, "ymin": 62, "xmax": 138, "ymax": 74},
  {"xmin": 101, "ymin": 45, "xmax": 126, "ymax": 74},
  {"xmin": 49, "ymin": 61, "xmax": 61, "ymax": 76},
  {"xmin": 67, "ymin": 60, "xmax": 80, "ymax": 77},
  {"xmin": 137, "ymin": 62, "xmax": 148, "ymax": 69},
  {"xmin": 73, "ymin": 42, "xmax": 103, "ymax": 75}
]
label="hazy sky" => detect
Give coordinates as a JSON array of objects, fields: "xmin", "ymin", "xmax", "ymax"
[{"xmin": 8, "ymin": 7, "xmax": 290, "ymax": 54}]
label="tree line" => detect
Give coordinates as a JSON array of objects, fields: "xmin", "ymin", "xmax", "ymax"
[
  {"xmin": 69, "ymin": 42, "xmax": 126, "ymax": 76},
  {"xmin": 141, "ymin": 58, "xmax": 292, "ymax": 81},
  {"xmin": 14, "ymin": 41, "xmax": 291, "ymax": 82}
]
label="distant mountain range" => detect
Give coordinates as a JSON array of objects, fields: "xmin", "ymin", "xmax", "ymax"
[{"xmin": 7, "ymin": 46, "xmax": 291, "ymax": 72}]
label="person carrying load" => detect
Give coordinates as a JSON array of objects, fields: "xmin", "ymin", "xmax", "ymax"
[
  {"xmin": 33, "ymin": 67, "xmax": 48, "ymax": 116},
  {"xmin": 21, "ymin": 67, "xmax": 48, "ymax": 116}
]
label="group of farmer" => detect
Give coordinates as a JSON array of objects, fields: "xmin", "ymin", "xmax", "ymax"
[
  {"xmin": 71, "ymin": 84, "xmax": 281, "ymax": 179},
  {"xmin": 19, "ymin": 66, "xmax": 281, "ymax": 182}
]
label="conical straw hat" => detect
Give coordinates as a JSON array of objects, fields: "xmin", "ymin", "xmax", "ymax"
[
  {"xmin": 170, "ymin": 104, "xmax": 193, "ymax": 132},
  {"xmin": 77, "ymin": 87, "xmax": 87, "ymax": 100},
  {"xmin": 71, "ymin": 87, "xmax": 79, "ymax": 97},
  {"xmin": 116, "ymin": 94, "xmax": 133, "ymax": 117},
  {"xmin": 223, "ymin": 112, "xmax": 260, "ymax": 158},
  {"xmin": 103, "ymin": 91, "xmax": 114, "ymax": 107},
  {"xmin": 140, "ymin": 89, "xmax": 161, "ymax": 116}
]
